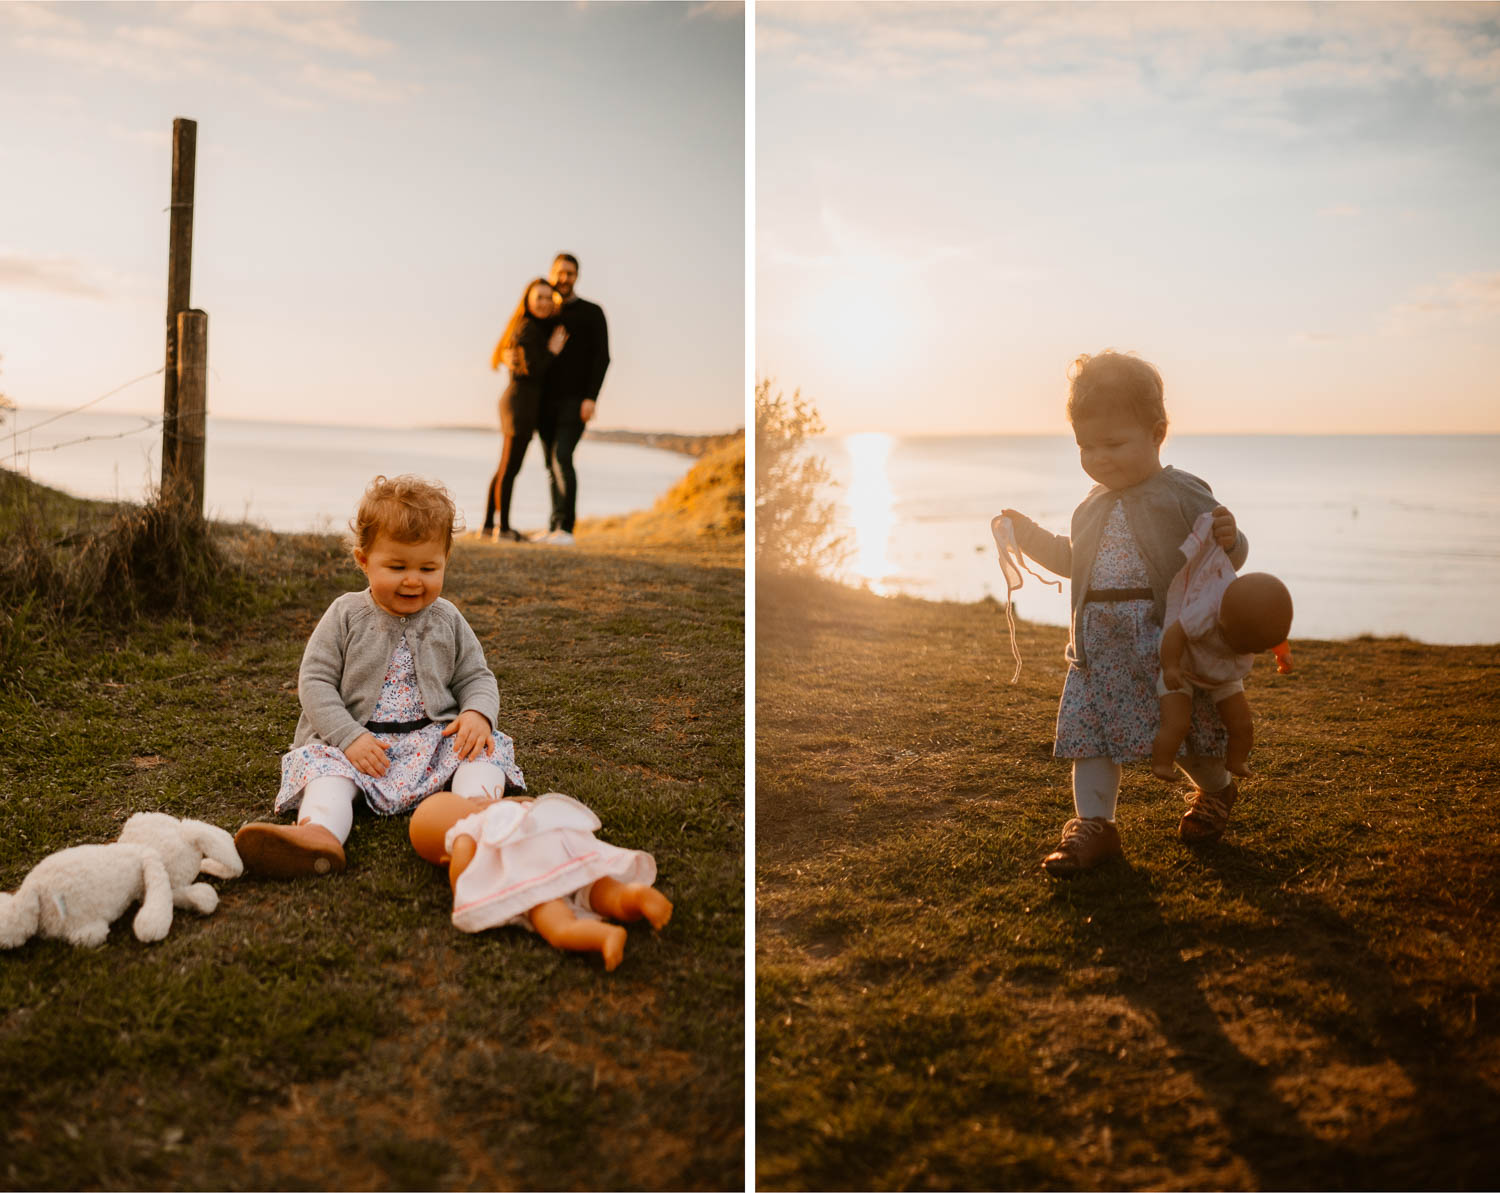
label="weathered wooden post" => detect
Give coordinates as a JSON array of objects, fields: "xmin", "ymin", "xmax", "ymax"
[
  {"xmin": 161, "ymin": 117, "xmax": 196, "ymax": 493},
  {"xmin": 175, "ymin": 309, "xmax": 208, "ymax": 516}
]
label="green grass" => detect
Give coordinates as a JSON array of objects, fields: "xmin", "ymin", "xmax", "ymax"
[
  {"xmin": 756, "ymin": 574, "xmax": 1500, "ymax": 1191},
  {"xmin": 0, "ymin": 476, "xmax": 744, "ymax": 1191}
]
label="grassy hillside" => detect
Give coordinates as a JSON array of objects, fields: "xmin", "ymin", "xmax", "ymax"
[
  {"xmin": 0, "ymin": 469, "xmax": 745, "ymax": 1192},
  {"xmin": 756, "ymin": 574, "xmax": 1499, "ymax": 1191},
  {"xmin": 580, "ymin": 434, "xmax": 744, "ymax": 554}
]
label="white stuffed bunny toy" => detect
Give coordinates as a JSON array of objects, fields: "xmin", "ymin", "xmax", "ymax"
[{"xmin": 0, "ymin": 812, "xmax": 243, "ymax": 949}]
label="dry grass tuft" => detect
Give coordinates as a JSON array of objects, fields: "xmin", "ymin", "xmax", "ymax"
[
  {"xmin": 580, "ymin": 434, "xmax": 744, "ymax": 549},
  {"xmin": 0, "ymin": 471, "xmax": 238, "ymax": 625}
]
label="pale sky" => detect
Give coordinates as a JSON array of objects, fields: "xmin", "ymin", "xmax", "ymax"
[
  {"xmin": 756, "ymin": 1, "xmax": 1500, "ymax": 436},
  {"xmin": 1, "ymin": 1, "xmax": 744, "ymax": 433}
]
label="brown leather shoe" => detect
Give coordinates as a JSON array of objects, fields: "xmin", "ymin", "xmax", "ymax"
[
  {"xmin": 1042, "ymin": 817, "xmax": 1123, "ymax": 877},
  {"xmin": 235, "ymin": 822, "xmax": 346, "ymax": 878},
  {"xmin": 1178, "ymin": 780, "xmax": 1239, "ymax": 844}
]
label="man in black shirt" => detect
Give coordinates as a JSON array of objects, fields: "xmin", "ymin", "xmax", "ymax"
[{"xmin": 536, "ymin": 253, "xmax": 610, "ymax": 543}]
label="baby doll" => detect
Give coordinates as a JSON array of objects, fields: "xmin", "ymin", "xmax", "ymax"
[
  {"xmin": 409, "ymin": 790, "xmax": 671, "ymax": 971},
  {"xmin": 1152, "ymin": 510, "xmax": 1293, "ymax": 781}
]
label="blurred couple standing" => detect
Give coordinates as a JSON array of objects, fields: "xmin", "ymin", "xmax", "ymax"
[{"xmin": 484, "ymin": 252, "xmax": 611, "ymax": 544}]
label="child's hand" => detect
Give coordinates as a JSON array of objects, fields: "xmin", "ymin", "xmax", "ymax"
[
  {"xmin": 1211, "ymin": 505, "xmax": 1237, "ymax": 550},
  {"xmin": 346, "ymin": 732, "xmax": 390, "ymax": 777},
  {"xmin": 442, "ymin": 710, "xmax": 495, "ymax": 762}
]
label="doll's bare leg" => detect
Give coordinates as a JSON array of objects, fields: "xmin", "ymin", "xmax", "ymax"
[
  {"xmin": 1152, "ymin": 693, "xmax": 1194, "ymax": 781},
  {"xmin": 1217, "ymin": 691, "xmax": 1255, "ymax": 777},
  {"xmin": 588, "ymin": 876, "xmax": 673, "ymax": 930},
  {"xmin": 528, "ymin": 899, "xmax": 627, "ymax": 971}
]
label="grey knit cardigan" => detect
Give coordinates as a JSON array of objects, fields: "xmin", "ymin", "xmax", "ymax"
[
  {"xmin": 291, "ymin": 590, "xmax": 501, "ymax": 752},
  {"xmin": 1007, "ymin": 465, "xmax": 1249, "ymax": 670}
]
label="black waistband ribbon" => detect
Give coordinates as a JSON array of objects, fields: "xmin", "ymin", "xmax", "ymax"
[
  {"xmin": 1084, "ymin": 587, "xmax": 1154, "ymax": 603},
  {"xmin": 364, "ymin": 717, "xmax": 434, "ymax": 734}
]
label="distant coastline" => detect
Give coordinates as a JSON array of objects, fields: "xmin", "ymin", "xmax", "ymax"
[
  {"xmin": 582, "ymin": 428, "xmax": 744, "ymax": 457},
  {"xmin": 416, "ymin": 422, "xmax": 743, "ymax": 458}
]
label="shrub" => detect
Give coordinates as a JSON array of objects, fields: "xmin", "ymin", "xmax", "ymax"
[
  {"xmin": 0, "ymin": 474, "xmax": 243, "ymax": 654},
  {"xmin": 754, "ymin": 380, "xmax": 845, "ymax": 576}
]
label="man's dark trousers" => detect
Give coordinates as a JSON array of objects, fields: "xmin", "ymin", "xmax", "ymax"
[{"xmin": 538, "ymin": 405, "xmax": 584, "ymax": 533}]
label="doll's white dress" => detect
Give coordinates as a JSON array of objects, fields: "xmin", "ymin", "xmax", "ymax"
[
  {"xmin": 1162, "ymin": 510, "xmax": 1254, "ymax": 695},
  {"xmin": 445, "ymin": 794, "xmax": 656, "ymax": 933}
]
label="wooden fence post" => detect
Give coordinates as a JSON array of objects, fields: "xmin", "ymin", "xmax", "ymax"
[
  {"xmin": 175, "ymin": 309, "xmax": 208, "ymax": 517},
  {"xmin": 161, "ymin": 117, "xmax": 197, "ymax": 490}
]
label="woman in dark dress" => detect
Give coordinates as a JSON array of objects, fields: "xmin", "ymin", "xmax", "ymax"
[{"xmin": 483, "ymin": 279, "xmax": 569, "ymax": 541}]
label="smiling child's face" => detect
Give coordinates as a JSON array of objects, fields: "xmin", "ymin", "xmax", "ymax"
[
  {"xmin": 354, "ymin": 532, "xmax": 448, "ymax": 617},
  {"xmin": 1073, "ymin": 410, "xmax": 1166, "ymax": 491}
]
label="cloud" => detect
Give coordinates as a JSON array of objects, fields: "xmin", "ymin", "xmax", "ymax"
[
  {"xmin": 1387, "ymin": 271, "xmax": 1500, "ymax": 330},
  {"xmin": 1291, "ymin": 331, "xmax": 1344, "ymax": 344},
  {"xmin": 685, "ymin": 2, "xmax": 744, "ymax": 22},
  {"xmin": 0, "ymin": 252, "xmax": 110, "ymax": 298},
  {"xmin": 106, "ymin": 122, "xmax": 171, "ymax": 147},
  {"xmin": 178, "ymin": 3, "xmax": 395, "ymax": 58},
  {"xmin": 7, "ymin": 2, "xmax": 411, "ymax": 108},
  {"xmin": 765, "ymin": 203, "xmax": 986, "ymax": 277},
  {"xmin": 0, "ymin": 3, "xmax": 85, "ymax": 35},
  {"xmin": 1319, "ymin": 204, "xmax": 1361, "ymax": 218},
  {"xmin": 755, "ymin": 25, "xmax": 803, "ymax": 54},
  {"xmin": 300, "ymin": 62, "xmax": 420, "ymax": 105},
  {"xmin": 757, "ymin": 1, "xmax": 1500, "ymax": 117}
]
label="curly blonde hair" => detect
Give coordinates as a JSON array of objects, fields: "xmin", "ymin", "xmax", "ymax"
[
  {"xmin": 350, "ymin": 474, "xmax": 460, "ymax": 556},
  {"xmin": 1066, "ymin": 350, "xmax": 1168, "ymax": 433}
]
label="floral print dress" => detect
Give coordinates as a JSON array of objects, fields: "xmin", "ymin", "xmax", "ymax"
[
  {"xmin": 275, "ymin": 635, "xmax": 525, "ymax": 816},
  {"xmin": 1054, "ymin": 502, "xmax": 1229, "ymax": 762}
]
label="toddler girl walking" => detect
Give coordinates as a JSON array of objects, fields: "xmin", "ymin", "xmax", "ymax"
[
  {"xmin": 236, "ymin": 474, "xmax": 525, "ymax": 878},
  {"xmin": 1001, "ymin": 351, "xmax": 1249, "ymax": 876}
]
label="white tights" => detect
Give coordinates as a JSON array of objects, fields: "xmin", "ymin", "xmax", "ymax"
[
  {"xmin": 1072, "ymin": 755, "xmax": 1230, "ymax": 822},
  {"xmin": 296, "ymin": 761, "xmax": 514, "ymax": 844}
]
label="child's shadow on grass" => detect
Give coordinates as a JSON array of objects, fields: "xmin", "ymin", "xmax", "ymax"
[{"xmin": 1049, "ymin": 848, "xmax": 1492, "ymax": 1190}]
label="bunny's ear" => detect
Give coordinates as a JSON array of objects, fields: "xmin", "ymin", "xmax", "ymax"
[{"xmin": 177, "ymin": 819, "xmax": 245, "ymax": 879}]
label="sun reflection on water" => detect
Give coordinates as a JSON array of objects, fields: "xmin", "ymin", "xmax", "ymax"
[{"xmin": 844, "ymin": 431, "xmax": 895, "ymax": 595}]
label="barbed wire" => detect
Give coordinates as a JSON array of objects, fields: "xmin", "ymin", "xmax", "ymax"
[
  {"xmin": 4, "ymin": 413, "xmax": 168, "ymax": 462},
  {"xmin": 8, "ymin": 365, "xmax": 166, "ymax": 437},
  {"xmin": 0, "ymin": 364, "xmax": 203, "ymax": 465}
]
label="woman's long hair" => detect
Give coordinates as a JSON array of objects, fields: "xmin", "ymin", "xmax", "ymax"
[{"xmin": 497, "ymin": 278, "xmax": 554, "ymax": 357}]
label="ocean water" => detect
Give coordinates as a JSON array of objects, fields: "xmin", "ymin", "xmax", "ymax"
[
  {"xmin": 818, "ymin": 433, "xmax": 1500, "ymax": 646},
  {"xmin": 3, "ymin": 407, "xmax": 689, "ymax": 537}
]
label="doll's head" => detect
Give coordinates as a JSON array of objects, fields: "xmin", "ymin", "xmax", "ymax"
[
  {"xmin": 1218, "ymin": 572, "xmax": 1294, "ymax": 655},
  {"xmin": 1067, "ymin": 351, "xmax": 1169, "ymax": 491},
  {"xmin": 409, "ymin": 790, "xmax": 496, "ymax": 865},
  {"xmin": 408, "ymin": 790, "xmax": 535, "ymax": 865}
]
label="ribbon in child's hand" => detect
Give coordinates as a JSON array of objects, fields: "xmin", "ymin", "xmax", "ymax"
[{"xmin": 991, "ymin": 514, "xmax": 1062, "ymax": 684}]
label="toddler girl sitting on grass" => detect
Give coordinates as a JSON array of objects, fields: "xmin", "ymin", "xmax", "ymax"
[
  {"xmin": 1000, "ymin": 351, "xmax": 1249, "ymax": 876},
  {"xmin": 235, "ymin": 475, "xmax": 524, "ymax": 878}
]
